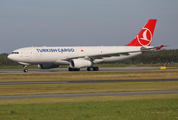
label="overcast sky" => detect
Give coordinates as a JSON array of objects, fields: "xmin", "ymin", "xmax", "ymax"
[{"xmin": 0, "ymin": 0, "xmax": 177, "ymax": 53}]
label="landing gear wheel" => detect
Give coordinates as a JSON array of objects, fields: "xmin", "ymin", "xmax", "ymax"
[
  {"xmin": 87, "ymin": 67, "xmax": 91, "ymax": 71},
  {"xmin": 93, "ymin": 67, "xmax": 99, "ymax": 71},
  {"xmin": 68, "ymin": 67, "xmax": 80, "ymax": 71},
  {"xmin": 23, "ymin": 69, "xmax": 28, "ymax": 72},
  {"xmin": 23, "ymin": 65, "xmax": 28, "ymax": 73},
  {"xmin": 87, "ymin": 67, "xmax": 99, "ymax": 71},
  {"xmin": 68, "ymin": 67, "xmax": 73, "ymax": 71}
]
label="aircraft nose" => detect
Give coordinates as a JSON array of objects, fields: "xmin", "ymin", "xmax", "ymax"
[
  {"xmin": 7, "ymin": 54, "xmax": 11, "ymax": 59},
  {"xmin": 7, "ymin": 54, "xmax": 14, "ymax": 60},
  {"xmin": 7, "ymin": 54, "xmax": 20, "ymax": 62}
]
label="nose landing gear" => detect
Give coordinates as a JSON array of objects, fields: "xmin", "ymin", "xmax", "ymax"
[{"xmin": 23, "ymin": 65, "xmax": 28, "ymax": 72}]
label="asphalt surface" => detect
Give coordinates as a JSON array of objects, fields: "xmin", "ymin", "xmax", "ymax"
[
  {"xmin": 0, "ymin": 91, "xmax": 177, "ymax": 99},
  {"xmin": 0, "ymin": 66, "xmax": 177, "ymax": 74},
  {"xmin": 0, "ymin": 79, "xmax": 178, "ymax": 85}
]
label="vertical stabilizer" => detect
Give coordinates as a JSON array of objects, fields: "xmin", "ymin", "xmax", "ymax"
[{"xmin": 126, "ymin": 19, "xmax": 157, "ymax": 46}]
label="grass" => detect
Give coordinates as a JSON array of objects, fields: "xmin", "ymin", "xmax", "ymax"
[
  {"xmin": 0, "ymin": 65, "xmax": 37, "ymax": 69},
  {"xmin": 0, "ymin": 64, "xmax": 128, "ymax": 69},
  {"xmin": 0, "ymin": 94, "xmax": 178, "ymax": 120},
  {"xmin": 0, "ymin": 70, "xmax": 178, "ymax": 119},
  {"xmin": 135, "ymin": 64, "xmax": 178, "ymax": 67},
  {"xmin": 0, "ymin": 81, "xmax": 178, "ymax": 96},
  {"xmin": 0, "ymin": 70, "xmax": 178, "ymax": 82},
  {"xmin": 0, "ymin": 94, "xmax": 177, "ymax": 105}
]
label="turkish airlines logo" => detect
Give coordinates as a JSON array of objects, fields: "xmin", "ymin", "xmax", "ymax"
[{"xmin": 137, "ymin": 28, "xmax": 152, "ymax": 46}]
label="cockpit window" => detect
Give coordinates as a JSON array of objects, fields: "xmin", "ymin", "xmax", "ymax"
[{"xmin": 12, "ymin": 52, "xmax": 19, "ymax": 54}]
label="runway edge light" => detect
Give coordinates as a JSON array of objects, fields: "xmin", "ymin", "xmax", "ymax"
[{"xmin": 160, "ymin": 64, "xmax": 166, "ymax": 69}]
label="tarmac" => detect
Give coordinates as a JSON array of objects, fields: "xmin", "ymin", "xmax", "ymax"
[
  {"xmin": 0, "ymin": 91, "xmax": 177, "ymax": 99},
  {"xmin": 0, "ymin": 66, "xmax": 177, "ymax": 74}
]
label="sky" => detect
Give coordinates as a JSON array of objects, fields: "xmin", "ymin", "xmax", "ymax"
[{"xmin": 0, "ymin": 0, "xmax": 178, "ymax": 53}]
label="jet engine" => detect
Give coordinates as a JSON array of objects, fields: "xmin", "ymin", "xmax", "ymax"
[
  {"xmin": 38, "ymin": 64, "xmax": 59, "ymax": 69},
  {"xmin": 70, "ymin": 59, "xmax": 92, "ymax": 68}
]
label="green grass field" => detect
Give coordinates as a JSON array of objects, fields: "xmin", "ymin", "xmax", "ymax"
[
  {"xmin": 0, "ymin": 95, "xmax": 178, "ymax": 120},
  {"xmin": 0, "ymin": 81, "xmax": 178, "ymax": 96},
  {"xmin": 0, "ymin": 70, "xmax": 178, "ymax": 82},
  {"xmin": 0, "ymin": 70, "xmax": 178, "ymax": 119}
]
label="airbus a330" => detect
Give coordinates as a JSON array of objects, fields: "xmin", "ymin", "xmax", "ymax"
[{"xmin": 8, "ymin": 19, "xmax": 165, "ymax": 72}]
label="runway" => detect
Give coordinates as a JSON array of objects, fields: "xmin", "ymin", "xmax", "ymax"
[
  {"xmin": 0, "ymin": 67, "xmax": 178, "ymax": 99},
  {"xmin": 0, "ymin": 66, "xmax": 177, "ymax": 74},
  {"xmin": 0, "ymin": 91, "xmax": 177, "ymax": 99},
  {"xmin": 0, "ymin": 79, "xmax": 178, "ymax": 85}
]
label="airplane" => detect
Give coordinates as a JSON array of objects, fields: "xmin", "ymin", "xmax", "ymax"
[{"xmin": 8, "ymin": 19, "xmax": 165, "ymax": 72}]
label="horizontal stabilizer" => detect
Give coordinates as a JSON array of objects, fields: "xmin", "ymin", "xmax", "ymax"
[{"xmin": 155, "ymin": 45, "xmax": 170, "ymax": 50}]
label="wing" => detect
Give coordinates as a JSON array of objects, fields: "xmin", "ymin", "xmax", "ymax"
[{"xmin": 61, "ymin": 45, "xmax": 168, "ymax": 62}]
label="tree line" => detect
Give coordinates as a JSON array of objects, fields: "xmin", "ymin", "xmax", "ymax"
[
  {"xmin": 0, "ymin": 49, "xmax": 178, "ymax": 66},
  {"xmin": 0, "ymin": 53, "xmax": 18, "ymax": 66},
  {"xmin": 120, "ymin": 49, "xmax": 178, "ymax": 64}
]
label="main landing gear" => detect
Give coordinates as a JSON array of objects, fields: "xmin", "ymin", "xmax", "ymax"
[
  {"xmin": 23, "ymin": 65, "xmax": 28, "ymax": 72},
  {"xmin": 87, "ymin": 67, "xmax": 99, "ymax": 71},
  {"xmin": 68, "ymin": 67, "xmax": 99, "ymax": 71},
  {"xmin": 68, "ymin": 67, "xmax": 80, "ymax": 71}
]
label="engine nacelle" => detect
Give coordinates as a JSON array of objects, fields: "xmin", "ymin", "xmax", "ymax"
[
  {"xmin": 38, "ymin": 64, "xmax": 59, "ymax": 69},
  {"xmin": 70, "ymin": 59, "xmax": 92, "ymax": 68}
]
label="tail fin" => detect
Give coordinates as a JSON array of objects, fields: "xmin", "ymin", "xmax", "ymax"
[{"xmin": 126, "ymin": 19, "xmax": 157, "ymax": 46}]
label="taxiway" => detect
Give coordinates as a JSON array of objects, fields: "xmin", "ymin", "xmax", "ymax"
[
  {"xmin": 0, "ymin": 66, "xmax": 177, "ymax": 74},
  {"xmin": 0, "ymin": 91, "xmax": 177, "ymax": 99}
]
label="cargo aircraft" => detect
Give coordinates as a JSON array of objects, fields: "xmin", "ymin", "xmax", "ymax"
[{"xmin": 8, "ymin": 19, "xmax": 165, "ymax": 72}]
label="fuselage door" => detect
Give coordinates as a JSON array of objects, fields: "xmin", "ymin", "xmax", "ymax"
[
  {"xmin": 20, "ymin": 51, "xmax": 23, "ymax": 57},
  {"xmin": 25, "ymin": 50, "xmax": 30, "ymax": 57}
]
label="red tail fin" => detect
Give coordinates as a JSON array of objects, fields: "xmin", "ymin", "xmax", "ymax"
[{"xmin": 126, "ymin": 19, "xmax": 157, "ymax": 46}]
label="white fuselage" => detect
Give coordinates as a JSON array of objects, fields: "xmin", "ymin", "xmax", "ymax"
[
  {"xmin": 8, "ymin": 46, "xmax": 145, "ymax": 65},
  {"xmin": 7, "ymin": 19, "xmax": 158, "ymax": 72}
]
